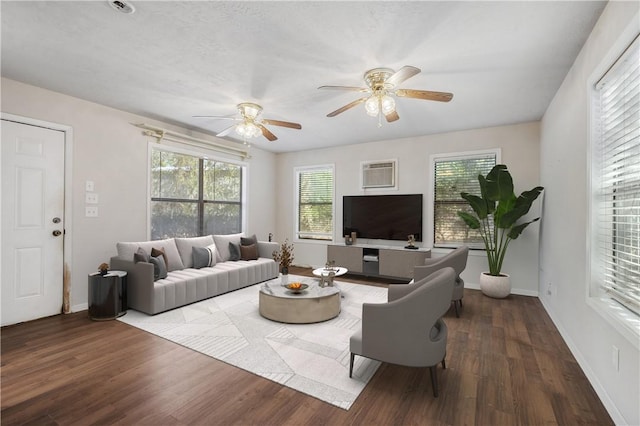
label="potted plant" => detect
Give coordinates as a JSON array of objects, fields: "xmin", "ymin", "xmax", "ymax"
[
  {"xmin": 457, "ymin": 164, "xmax": 543, "ymax": 298},
  {"xmin": 98, "ymin": 262, "xmax": 109, "ymax": 276},
  {"xmin": 273, "ymin": 239, "xmax": 294, "ymax": 276}
]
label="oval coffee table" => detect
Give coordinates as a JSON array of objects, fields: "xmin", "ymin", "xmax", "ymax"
[{"xmin": 259, "ymin": 279, "xmax": 340, "ymax": 324}]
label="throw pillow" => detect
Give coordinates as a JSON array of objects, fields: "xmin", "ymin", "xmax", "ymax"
[
  {"xmin": 149, "ymin": 255, "xmax": 168, "ymax": 280},
  {"xmin": 240, "ymin": 243, "xmax": 258, "ymax": 261},
  {"xmin": 212, "ymin": 233, "xmax": 244, "ymax": 262},
  {"xmin": 134, "ymin": 247, "xmax": 149, "ymax": 263},
  {"xmin": 228, "ymin": 242, "xmax": 241, "ymax": 261},
  {"xmin": 151, "ymin": 247, "xmax": 168, "ymax": 269},
  {"xmin": 175, "ymin": 235, "xmax": 215, "ymax": 268},
  {"xmin": 241, "ymin": 234, "xmax": 257, "ymax": 247},
  {"xmin": 192, "ymin": 244, "xmax": 218, "ymax": 269}
]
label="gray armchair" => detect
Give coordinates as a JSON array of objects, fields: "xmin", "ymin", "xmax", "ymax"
[
  {"xmin": 349, "ymin": 267, "xmax": 455, "ymax": 397},
  {"xmin": 414, "ymin": 246, "xmax": 469, "ymax": 317}
]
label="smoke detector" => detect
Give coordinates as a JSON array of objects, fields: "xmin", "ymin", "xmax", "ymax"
[{"xmin": 108, "ymin": 0, "xmax": 135, "ymax": 14}]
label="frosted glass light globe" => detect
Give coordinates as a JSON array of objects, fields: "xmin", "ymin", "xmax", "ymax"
[
  {"xmin": 381, "ymin": 95, "xmax": 396, "ymax": 115},
  {"xmin": 365, "ymin": 96, "xmax": 379, "ymax": 116}
]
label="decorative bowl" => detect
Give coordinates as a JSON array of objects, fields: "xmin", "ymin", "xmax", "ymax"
[{"xmin": 285, "ymin": 282, "xmax": 308, "ymax": 294}]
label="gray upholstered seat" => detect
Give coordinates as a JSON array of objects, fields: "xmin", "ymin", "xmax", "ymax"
[
  {"xmin": 413, "ymin": 246, "xmax": 469, "ymax": 317},
  {"xmin": 349, "ymin": 267, "xmax": 455, "ymax": 397}
]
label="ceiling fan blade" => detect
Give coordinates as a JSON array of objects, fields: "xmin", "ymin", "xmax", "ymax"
[
  {"xmin": 216, "ymin": 125, "xmax": 236, "ymax": 137},
  {"xmin": 327, "ymin": 97, "xmax": 368, "ymax": 117},
  {"xmin": 193, "ymin": 115, "xmax": 239, "ymax": 120},
  {"xmin": 395, "ymin": 89, "xmax": 453, "ymax": 102},
  {"xmin": 386, "ymin": 66, "xmax": 421, "ymax": 87},
  {"xmin": 318, "ymin": 85, "xmax": 369, "ymax": 92},
  {"xmin": 258, "ymin": 124, "xmax": 278, "ymax": 141},
  {"xmin": 262, "ymin": 119, "xmax": 302, "ymax": 130},
  {"xmin": 385, "ymin": 110, "xmax": 400, "ymax": 122}
]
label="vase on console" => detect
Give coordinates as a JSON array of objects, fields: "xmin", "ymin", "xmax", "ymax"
[{"xmin": 273, "ymin": 239, "xmax": 294, "ymax": 286}]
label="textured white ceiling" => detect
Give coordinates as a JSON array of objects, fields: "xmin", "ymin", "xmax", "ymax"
[{"xmin": 1, "ymin": 1, "xmax": 606, "ymax": 153}]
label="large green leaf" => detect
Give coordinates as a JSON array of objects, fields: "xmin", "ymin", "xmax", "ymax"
[
  {"xmin": 494, "ymin": 195, "xmax": 517, "ymax": 228},
  {"xmin": 507, "ymin": 217, "xmax": 540, "ymax": 239},
  {"xmin": 478, "ymin": 175, "xmax": 496, "ymax": 214},
  {"xmin": 484, "ymin": 165, "xmax": 514, "ymax": 202},
  {"xmin": 460, "ymin": 192, "xmax": 488, "ymax": 219},
  {"xmin": 457, "ymin": 211, "xmax": 481, "ymax": 229},
  {"xmin": 500, "ymin": 186, "xmax": 544, "ymax": 228}
]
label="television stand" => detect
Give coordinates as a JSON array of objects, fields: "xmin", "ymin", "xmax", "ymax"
[{"xmin": 326, "ymin": 243, "xmax": 430, "ymax": 281}]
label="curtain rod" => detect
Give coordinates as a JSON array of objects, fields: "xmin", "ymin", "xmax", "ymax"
[{"xmin": 134, "ymin": 123, "xmax": 250, "ymax": 160}]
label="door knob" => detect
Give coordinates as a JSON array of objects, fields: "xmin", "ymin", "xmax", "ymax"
[
  {"xmin": 53, "ymin": 230, "xmax": 62, "ymax": 237},
  {"xmin": 53, "ymin": 217, "xmax": 61, "ymax": 224}
]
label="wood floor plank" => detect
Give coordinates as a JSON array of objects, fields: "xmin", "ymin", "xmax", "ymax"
[{"xmin": 1, "ymin": 267, "xmax": 614, "ymax": 425}]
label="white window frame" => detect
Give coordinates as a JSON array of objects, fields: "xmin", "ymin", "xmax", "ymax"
[
  {"xmin": 587, "ymin": 27, "xmax": 640, "ymax": 348},
  {"xmin": 294, "ymin": 164, "xmax": 335, "ymax": 243},
  {"xmin": 147, "ymin": 143, "xmax": 248, "ymax": 239},
  {"xmin": 428, "ymin": 149, "xmax": 501, "ymax": 249}
]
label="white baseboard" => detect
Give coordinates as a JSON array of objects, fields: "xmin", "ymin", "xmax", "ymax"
[
  {"xmin": 464, "ymin": 282, "xmax": 539, "ymax": 297},
  {"xmin": 71, "ymin": 303, "xmax": 88, "ymax": 313},
  {"xmin": 539, "ymin": 298, "xmax": 625, "ymax": 425}
]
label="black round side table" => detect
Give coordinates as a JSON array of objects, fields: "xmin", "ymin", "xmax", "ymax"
[{"xmin": 88, "ymin": 270, "xmax": 127, "ymax": 320}]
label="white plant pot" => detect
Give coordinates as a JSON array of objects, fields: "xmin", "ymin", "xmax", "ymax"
[{"xmin": 479, "ymin": 272, "xmax": 511, "ymax": 298}]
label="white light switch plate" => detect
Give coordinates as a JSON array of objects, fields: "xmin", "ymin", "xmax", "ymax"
[
  {"xmin": 85, "ymin": 206, "xmax": 98, "ymax": 217},
  {"xmin": 85, "ymin": 193, "xmax": 98, "ymax": 204},
  {"xmin": 85, "ymin": 180, "xmax": 95, "ymax": 192}
]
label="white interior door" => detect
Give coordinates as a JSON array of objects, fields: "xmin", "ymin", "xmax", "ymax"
[{"xmin": 1, "ymin": 119, "xmax": 65, "ymax": 326}]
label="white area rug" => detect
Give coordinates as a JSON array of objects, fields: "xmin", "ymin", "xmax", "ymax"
[{"xmin": 118, "ymin": 275, "xmax": 386, "ymax": 409}]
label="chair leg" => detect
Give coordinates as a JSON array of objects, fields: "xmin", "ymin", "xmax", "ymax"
[
  {"xmin": 429, "ymin": 365, "xmax": 439, "ymax": 397},
  {"xmin": 459, "ymin": 298, "xmax": 463, "ymax": 307},
  {"xmin": 349, "ymin": 353, "xmax": 355, "ymax": 378},
  {"xmin": 442, "ymin": 356, "xmax": 446, "ymax": 370},
  {"xmin": 454, "ymin": 300, "xmax": 460, "ymax": 317}
]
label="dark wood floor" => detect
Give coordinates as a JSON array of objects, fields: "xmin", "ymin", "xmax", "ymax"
[{"xmin": 2, "ymin": 267, "xmax": 613, "ymax": 425}]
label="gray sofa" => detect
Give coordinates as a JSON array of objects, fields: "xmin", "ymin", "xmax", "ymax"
[{"xmin": 110, "ymin": 233, "xmax": 279, "ymax": 315}]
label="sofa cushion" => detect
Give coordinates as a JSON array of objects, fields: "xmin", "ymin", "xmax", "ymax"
[
  {"xmin": 150, "ymin": 254, "xmax": 168, "ymax": 280},
  {"xmin": 213, "ymin": 233, "xmax": 244, "ymax": 262},
  {"xmin": 192, "ymin": 244, "xmax": 218, "ymax": 269},
  {"xmin": 117, "ymin": 238, "xmax": 185, "ymax": 272},
  {"xmin": 175, "ymin": 235, "xmax": 215, "ymax": 268},
  {"xmin": 240, "ymin": 243, "xmax": 258, "ymax": 261},
  {"xmin": 229, "ymin": 242, "xmax": 241, "ymax": 261}
]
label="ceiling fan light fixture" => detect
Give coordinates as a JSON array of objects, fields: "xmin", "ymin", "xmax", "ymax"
[
  {"xmin": 381, "ymin": 95, "xmax": 396, "ymax": 115},
  {"xmin": 236, "ymin": 121, "xmax": 261, "ymax": 138},
  {"xmin": 365, "ymin": 93, "xmax": 396, "ymax": 117},
  {"xmin": 364, "ymin": 96, "xmax": 379, "ymax": 116}
]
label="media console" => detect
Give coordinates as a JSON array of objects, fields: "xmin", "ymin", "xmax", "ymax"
[{"xmin": 326, "ymin": 243, "xmax": 430, "ymax": 281}]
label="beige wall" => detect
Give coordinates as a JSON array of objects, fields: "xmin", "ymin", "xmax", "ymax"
[
  {"xmin": 1, "ymin": 78, "xmax": 277, "ymax": 311},
  {"xmin": 275, "ymin": 121, "xmax": 541, "ymax": 295},
  {"xmin": 539, "ymin": 2, "xmax": 639, "ymax": 424}
]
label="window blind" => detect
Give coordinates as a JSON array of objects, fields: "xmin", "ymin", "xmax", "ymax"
[
  {"xmin": 434, "ymin": 154, "xmax": 496, "ymax": 248},
  {"xmin": 297, "ymin": 167, "xmax": 334, "ymax": 240},
  {"xmin": 595, "ymin": 35, "xmax": 640, "ymax": 315}
]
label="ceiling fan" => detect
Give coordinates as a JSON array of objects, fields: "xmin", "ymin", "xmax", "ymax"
[
  {"xmin": 194, "ymin": 102, "xmax": 301, "ymax": 142},
  {"xmin": 319, "ymin": 65, "xmax": 453, "ymax": 124}
]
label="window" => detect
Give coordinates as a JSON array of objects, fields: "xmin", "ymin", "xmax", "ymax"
[
  {"xmin": 295, "ymin": 165, "xmax": 334, "ymax": 241},
  {"xmin": 151, "ymin": 148, "xmax": 243, "ymax": 239},
  {"xmin": 592, "ymin": 35, "xmax": 640, "ymax": 316},
  {"xmin": 432, "ymin": 151, "xmax": 498, "ymax": 248}
]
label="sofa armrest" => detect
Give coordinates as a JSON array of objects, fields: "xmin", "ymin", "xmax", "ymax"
[
  {"xmin": 257, "ymin": 241, "xmax": 279, "ymax": 259},
  {"xmin": 110, "ymin": 256, "xmax": 155, "ymax": 315}
]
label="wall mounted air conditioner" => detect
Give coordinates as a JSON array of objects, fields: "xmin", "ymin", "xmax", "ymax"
[{"xmin": 361, "ymin": 160, "xmax": 397, "ymax": 189}]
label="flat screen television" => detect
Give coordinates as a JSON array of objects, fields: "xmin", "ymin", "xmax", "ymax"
[{"xmin": 343, "ymin": 194, "xmax": 423, "ymax": 242}]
